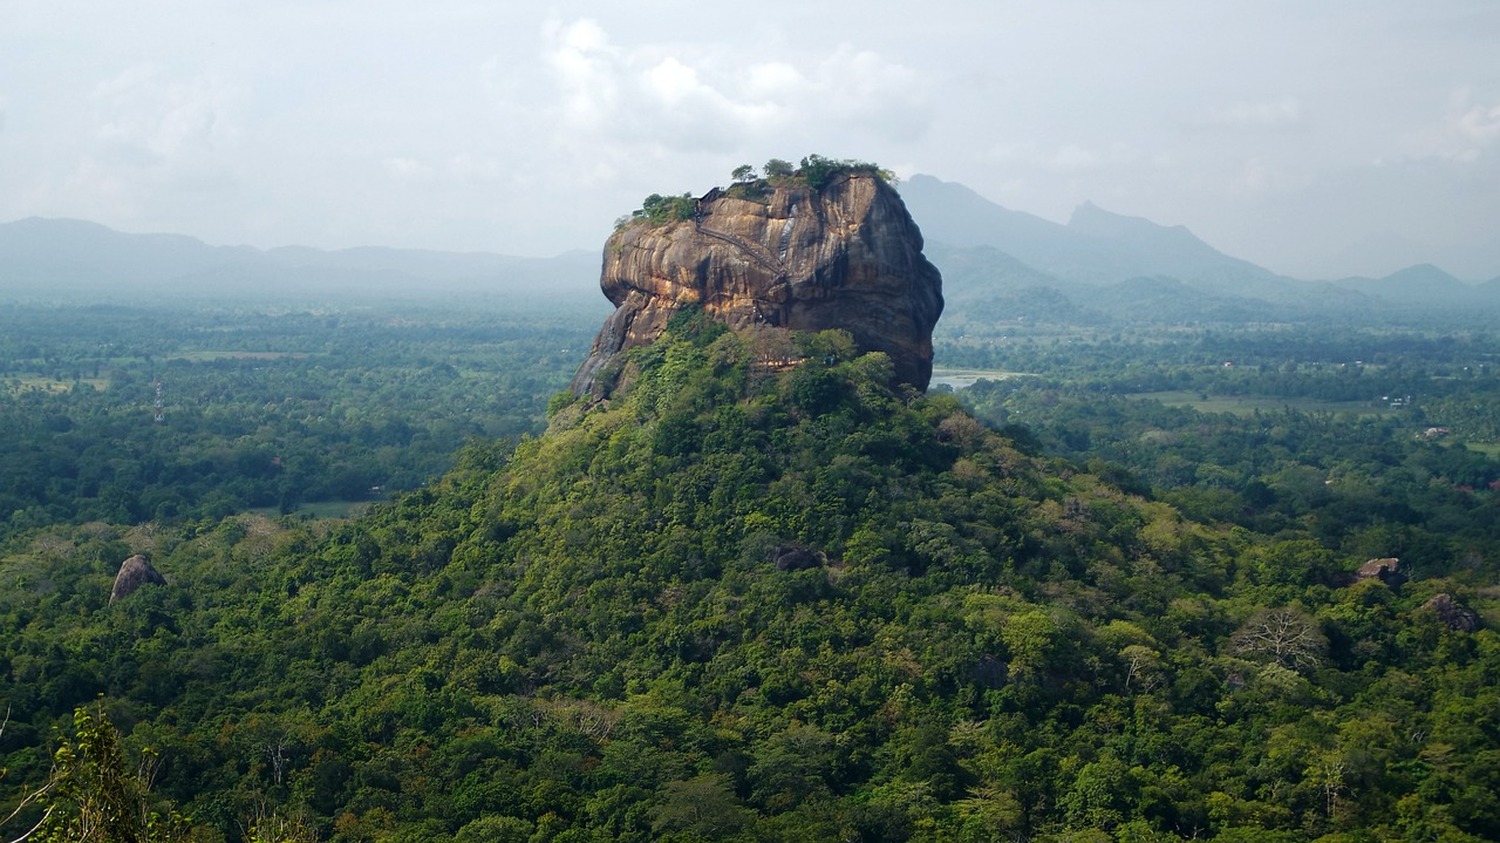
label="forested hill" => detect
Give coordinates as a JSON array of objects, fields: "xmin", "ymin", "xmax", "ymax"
[{"xmin": 3, "ymin": 311, "xmax": 1496, "ymax": 842}]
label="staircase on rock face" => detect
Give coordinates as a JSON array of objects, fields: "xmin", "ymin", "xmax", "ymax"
[
  {"xmin": 695, "ymin": 216, "xmax": 792, "ymax": 327},
  {"xmin": 695, "ymin": 218, "xmax": 788, "ymax": 278}
]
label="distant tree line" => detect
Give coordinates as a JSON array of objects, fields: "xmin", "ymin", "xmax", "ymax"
[{"xmin": 0, "ymin": 303, "xmax": 592, "ymax": 540}]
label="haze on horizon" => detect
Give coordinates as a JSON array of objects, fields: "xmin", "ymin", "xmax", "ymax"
[{"xmin": 2, "ymin": 0, "xmax": 1498, "ymax": 281}]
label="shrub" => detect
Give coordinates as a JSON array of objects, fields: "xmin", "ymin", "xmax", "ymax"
[{"xmin": 622, "ymin": 192, "xmax": 697, "ymax": 228}]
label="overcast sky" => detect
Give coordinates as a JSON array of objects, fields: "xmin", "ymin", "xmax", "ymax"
[{"xmin": 3, "ymin": 1, "xmax": 1498, "ymax": 279}]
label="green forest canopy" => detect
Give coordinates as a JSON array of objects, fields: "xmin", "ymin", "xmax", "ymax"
[{"xmin": 2, "ymin": 310, "xmax": 1497, "ymax": 842}]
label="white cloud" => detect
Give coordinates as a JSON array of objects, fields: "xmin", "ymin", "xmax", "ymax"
[
  {"xmin": 88, "ymin": 64, "xmax": 233, "ymax": 163},
  {"xmin": 383, "ymin": 153, "xmax": 506, "ymax": 187},
  {"xmin": 445, "ymin": 154, "xmax": 503, "ymax": 182},
  {"xmin": 538, "ymin": 18, "xmax": 930, "ymax": 162},
  {"xmin": 383, "ymin": 157, "xmax": 433, "ymax": 181},
  {"xmin": 983, "ymin": 142, "xmax": 1037, "ymax": 164},
  {"xmin": 645, "ymin": 57, "xmax": 701, "ymax": 106},
  {"xmin": 1228, "ymin": 156, "xmax": 1311, "ymax": 197},
  {"xmin": 545, "ymin": 18, "xmax": 620, "ymax": 131},
  {"xmin": 1406, "ymin": 90, "xmax": 1500, "ymax": 162},
  {"xmin": 743, "ymin": 62, "xmax": 805, "ymax": 100},
  {"xmin": 809, "ymin": 45, "xmax": 927, "ymax": 138},
  {"xmin": 1447, "ymin": 101, "xmax": 1500, "ymax": 161},
  {"xmin": 1203, "ymin": 97, "xmax": 1303, "ymax": 130},
  {"xmin": 1455, "ymin": 103, "xmax": 1500, "ymax": 141},
  {"xmin": 1050, "ymin": 144, "xmax": 1102, "ymax": 170},
  {"xmin": 14, "ymin": 63, "xmax": 248, "ymax": 230}
]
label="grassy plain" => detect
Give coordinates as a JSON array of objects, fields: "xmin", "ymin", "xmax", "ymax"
[{"xmin": 4, "ymin": 376, "xmax": 109, "ymax": 394}]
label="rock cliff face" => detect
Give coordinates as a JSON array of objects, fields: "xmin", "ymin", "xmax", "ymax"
[{"xmin": 570, "ymin": 173, "xmax": 943, "ymax": 394}]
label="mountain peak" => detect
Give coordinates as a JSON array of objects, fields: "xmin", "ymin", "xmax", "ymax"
[
  {"xmin": 1383, "ymin": 262, "xmax": 1460, "ymax": 285},
  {"xmin": 1067, "ymin": 201, "xmax": 1196, "ymax": 243},
  {"xmin": 898, "ymin": 176, "xmax": 1282, "ymax": 289}
]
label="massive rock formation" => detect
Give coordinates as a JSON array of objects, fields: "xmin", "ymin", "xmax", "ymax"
[
  {"xmin": 570, "ymin": 172, "xmax": 943, "ymax": 394},
  {"xmin": 111, "ymin": 553, "xmax": 167, "ymax": 603}
]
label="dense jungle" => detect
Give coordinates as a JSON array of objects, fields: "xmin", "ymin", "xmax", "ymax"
[{"xmin": 1, "ymin": 290, "xmax": 1498, "ymax": 842}]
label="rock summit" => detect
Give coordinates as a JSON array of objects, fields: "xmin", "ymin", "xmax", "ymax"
[{"xmin": 570, "ymin": 170, "xmax": 943, "ymax": 394}]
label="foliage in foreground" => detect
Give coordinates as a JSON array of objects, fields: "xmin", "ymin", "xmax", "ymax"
[{"xmin": 1, "ymin": 316, "xmax": 1497, "ymax": 842}]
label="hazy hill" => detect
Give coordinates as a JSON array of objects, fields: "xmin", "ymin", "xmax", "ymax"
[
  {"xmin": 920, "ymin": 242, "xmax": 1107, "ymax": 327},
  {"xmin": 1328, "ymin": 263, "xmax": 1486, "ymax": 306},
  {"xmin": 0, "ymin": 217, "xmax": 257, "ymax": 289},
  {"xmin": 898, "ymin": 174, "xmax": 1286, "ymax": 289},
  {"xmin": 0, "ymin": 216, "xmax": 602, "ymax": 305},
  {"xmin": 1065, "ymin": 201, "xmax": 1288, "ymax": 298},
  {"xmin": 10, "ymin": 199, "xmax": 1500, "ymax": 323},
  {"xmin": 901, "ymin": 175, "xmax": 1499, "ymax": 324}
]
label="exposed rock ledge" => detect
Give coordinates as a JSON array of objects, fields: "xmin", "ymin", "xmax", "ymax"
[{"xmin": 569, "ymin": 173, "xmax": 943, "ymax": 395}]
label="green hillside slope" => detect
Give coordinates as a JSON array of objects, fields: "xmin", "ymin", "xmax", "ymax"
[{"xmin": 2, "ymin": 313, "xmax": 1497, "ymax": 842}]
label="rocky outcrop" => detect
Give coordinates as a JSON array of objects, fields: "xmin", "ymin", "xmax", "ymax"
[
  {"xmin": 1356, "ymin": 557, "xmax": 1402, "ymax": 585},
  {"xmin": 772, "ymin": 543, "xmax": 826, "ymax": 571},
  {"xmin": 1422, "ymin": 593, "xmax": 1481, "ymax": 632},
  {"xmin": 111, "ymin": 554, "xmax": 167, "ymax": 603},
  {"xmin": 570, "ymin": 173, "xmax": 943, "ymax": 394}
]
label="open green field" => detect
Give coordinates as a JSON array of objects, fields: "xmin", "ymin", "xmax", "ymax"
[
  {"xmin": 4, "ymin": 376, "xmax": 108, "ymax": 395},
  {"xmin": 1129, "ymin": 390, "xmax": 1397, "ymax": 416}
]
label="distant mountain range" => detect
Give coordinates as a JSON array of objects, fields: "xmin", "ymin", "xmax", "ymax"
[
  {"xmin": 896, "ymin": 174, "xmax": 1500, "ymax": 326},
  {"xmin": 899, "ymin": 175, "xmax": 1283, "ymax": 288},
  {"xmin": 0, "ymin": 216, "xmax": 602, "ymax": 305},
  {"xmin": 6, "ymin": 180, "xmax": 1499, "ymax": 323}
]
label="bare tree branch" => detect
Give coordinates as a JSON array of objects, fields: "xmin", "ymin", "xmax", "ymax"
[{"xmin": 1230, "ymin": 606, "xmax": 1328, "ymax": 671}]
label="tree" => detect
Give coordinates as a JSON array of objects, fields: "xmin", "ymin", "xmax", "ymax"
[
  {"xmin": 651, "ymin": 774, "xmax": 752, "ymax": 839},
  {"xmin": 1001, "ymin": 608, "xmax": 1061, "ymax": 680},
  {"xmin": 1120, "ymin": 644, "xmax": 1165, "ymax": 693},
  {"xmin": 244, "ymin": 808, "xmax": 320, "ymax": 843},
  {"xmin": 635, "ymin": 193, "xmax": 697, "ymax": 225},
  {"xmin": 763, "ymin": 158, "xmax": 794, "ymax": 178},
  {"xmin": 454, "ymin": 815, "xmax": 532, "ymax": 842},
  {"xmin": 0, "ymin": 709, "xmax": 58, "ymax": 843},
  {"xmin": 731, "ymin": 164, "xmax": 756, "ymax": 183},
  {"xmin": 1229, "ymin": 606, "xmax": 1328, "ymax": 672},
  {"xmin": 33, "ymin": 702, "xmax": 194, "ymax": 843}
]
